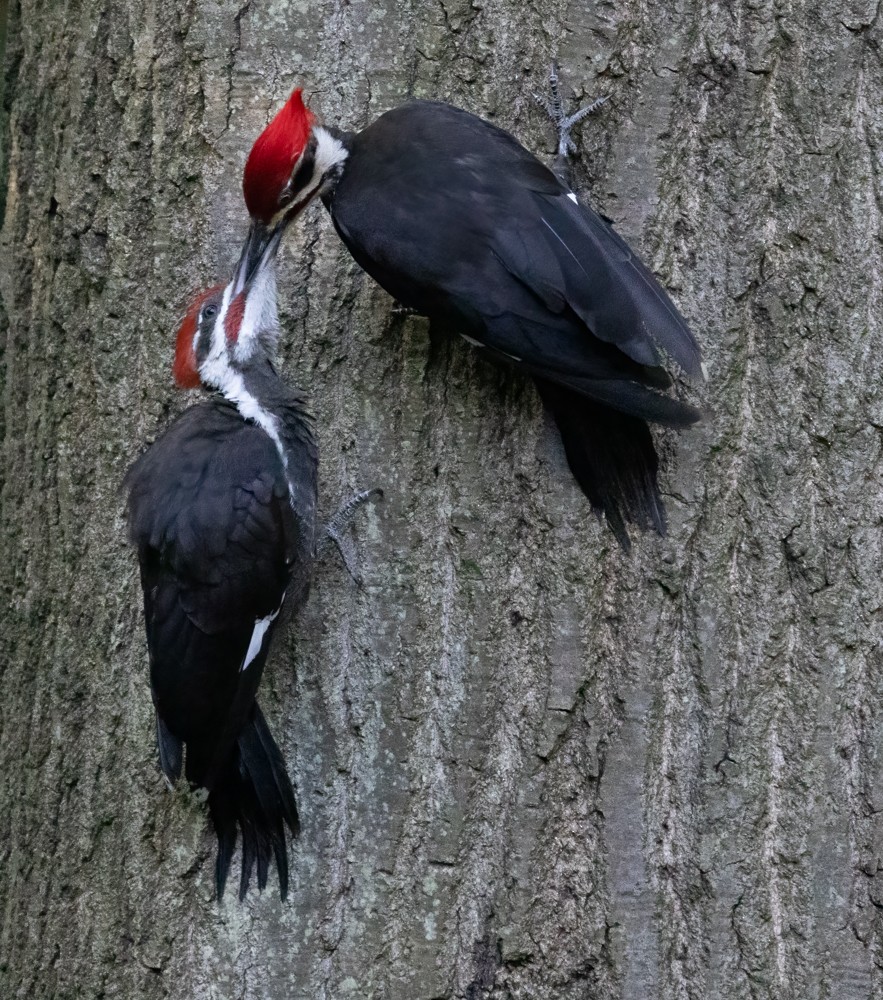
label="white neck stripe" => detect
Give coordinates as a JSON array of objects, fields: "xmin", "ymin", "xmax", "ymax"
[{"xmin": 313, "ymin": 126, "xmax": 349, "ymax": 178}]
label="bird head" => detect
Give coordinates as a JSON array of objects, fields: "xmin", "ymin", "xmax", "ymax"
[
  {"xmin": 234, "ymin": 88, "xmax": 348, "ymax": 291},
  {"xmin": 243, "ymin": 89, "xmax": 316, "ymax": 227},
  {"xmin": 173, "ymin": 228, "xmax": 284, "ymax": 392},
  {"xmin": 173, "ymin": 283, "xmax": 224, "ymax": 389}
]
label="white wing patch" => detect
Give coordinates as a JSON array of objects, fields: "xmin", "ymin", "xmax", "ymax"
[
  {"xmin": 241, "ymin": 599, "xmax": 284, "ymax": 672},
  {"xmin": 567, "ymin": 192, "xmax": 578, "ymax": 204}
]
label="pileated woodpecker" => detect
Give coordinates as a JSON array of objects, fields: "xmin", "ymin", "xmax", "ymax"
[
  {"xmin": 234, "ymin": 73, "xmax": 702, "ymax": 547},
  {"xmin": 125, "ymin": 232, "xmax": 316, "ymax": 899}
]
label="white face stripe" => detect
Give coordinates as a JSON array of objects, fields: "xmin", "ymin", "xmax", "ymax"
[
  {"xmin": 265, "ymin": 125, "xmax": 349, "ymax": 228},
  {"xmin": 241, "ymin": 598, "xmax": 284, "ymax": 672},
  {"xmin": 199, "ymin": 289, "xmax": 233, "ymax": 383}
]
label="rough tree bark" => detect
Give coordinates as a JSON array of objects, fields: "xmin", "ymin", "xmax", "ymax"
[{"xmin": 2, "ymin": 1, "xmax": 882, "ymax": 998}]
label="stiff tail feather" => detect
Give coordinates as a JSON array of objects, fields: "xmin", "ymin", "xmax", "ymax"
[
  {"xmin": 207, "ymin": 704, "xmax": 299, "ymax": 900},
  {"xmin": 537, "ymin": 381, "xmax": 668, "ymax": 549}
]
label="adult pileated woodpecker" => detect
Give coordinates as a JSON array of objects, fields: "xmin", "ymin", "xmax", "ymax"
[
  {"xmin": 233, "ymin": 70, "xmax": 702, "ymax": 547},
  {"xmin": 125, "ymin": 232, "xmax": 316, "ymax": 899}
]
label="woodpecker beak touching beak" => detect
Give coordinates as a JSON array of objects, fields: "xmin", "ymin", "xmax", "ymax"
[
  {"xmin": 223, "ymin": 222, "xmax": 284, "ymax": 352},
  {"xmin": 232, "ymin": 218, "xmax": 282, "ymax": 296},
  {"xmin": 245, "ymin": 224, "xmax": 283, "ymax": 289}
]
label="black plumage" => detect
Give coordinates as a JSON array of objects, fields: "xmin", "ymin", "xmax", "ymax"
[
  {"xmin": 322, "ymin": 100, "xmax": 701, "ymax": 545},
  {"xmin": 126, "ymin": 273, "xmax": 317, "ymax": 899}
]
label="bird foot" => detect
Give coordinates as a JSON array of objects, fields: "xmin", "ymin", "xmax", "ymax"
[
  {"xmin": 533, "ymin": 62, "xmax": 609, "ymax": 158},
  {"xmin": 321, "ymin": 488, "xmax": 383, "ymax": 584}
]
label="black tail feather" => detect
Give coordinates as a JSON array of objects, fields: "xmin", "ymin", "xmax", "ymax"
[
  {"xmin": 206, "ymin": 704, "xmax": 298, "ymax": 901},
  {"xmin": 249, "ymin": 705, "xmax": 300, "ymax": 835},
  {"xmin": 537, "ymin": 381, "xmax": 668, "ymax": 549},
  {"xmin": 211, "ymin": 792, "xmax": 237, "ymax": 899},
  {"xmin": 254, "ymin": 824, "xmax": 271, "ymax": 894},
  {"xmin": 271, "ymin": 830, "xmax": 290, "ymax": 901},
  {"xmin": 237, "ymin": 809, "xmax": 262, "ymax": 900}
]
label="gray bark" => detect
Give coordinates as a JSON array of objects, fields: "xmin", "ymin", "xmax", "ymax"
[{"xmin": 1, "ymin": 1, "xmax": 882, "ymax": 998}]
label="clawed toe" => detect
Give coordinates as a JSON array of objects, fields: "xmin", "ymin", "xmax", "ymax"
[
  {"xmin": 533, "ymin": 62, "xmax": 609, "ymax": 158},
  {"xmin": 321, "ymin": 488, "xmax": 384, "ymax": 583}
]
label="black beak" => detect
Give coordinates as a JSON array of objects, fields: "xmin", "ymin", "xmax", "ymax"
[{"xmin": 232, "ymin": 218, "xmax": 284, "ymax": 296}]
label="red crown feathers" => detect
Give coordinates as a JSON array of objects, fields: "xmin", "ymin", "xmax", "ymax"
[
  {"xmin": 173, "ymin": 285, "xmax": 223, "ymax": 388},
  {"xmin": 243, "ymin": 88, "xmax": 315, "ymax": 223}
]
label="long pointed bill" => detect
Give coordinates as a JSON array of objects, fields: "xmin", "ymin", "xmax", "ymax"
[
  {"xmin": 223, "ymin": 223, "xmax": 286, "ymax": 348},
  {"xmin": 246, "ymin": 225, "xmax": 284, "ymax": 290},
  {"xmin": 232, "ymin": 218, "xmax": 280, "ymax": 296}
]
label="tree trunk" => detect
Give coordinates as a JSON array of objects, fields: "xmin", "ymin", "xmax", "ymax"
[{"xmin": 2, "ymin": 1, "xmax": 882, "ymax": 998}]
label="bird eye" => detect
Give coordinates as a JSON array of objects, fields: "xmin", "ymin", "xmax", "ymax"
[{"xmin": 203, "ymin": 304, "xmax": 218, "ymax": 321}]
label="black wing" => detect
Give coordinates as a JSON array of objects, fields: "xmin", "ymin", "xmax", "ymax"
[
  {"xmin": 331, "ymin": 100, "xmax": 701, "ymax": 421},
  {"xmin": 125, "ymin": 401, "xmax": 298, "ymax": 785}
]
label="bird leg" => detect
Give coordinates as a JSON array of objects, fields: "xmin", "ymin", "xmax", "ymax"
[
  {"xmin": 321, "ymin": 488, "xmax": 383, "ymax": 584},
  {"xmin": 533, "ymin": 62, "xmax": 609, "ymax": 186}
]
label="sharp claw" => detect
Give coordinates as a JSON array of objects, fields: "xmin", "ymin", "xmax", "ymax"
[
  {"xmin": 320, "ymin": 488, "xmax": 383, "ymax": 584},
  {"xmin": 534, "ymin": 65, "xmax": 609, "ymax": 159},
  {"xmin": 564, "ymin": 94, "xmax": 610, "ymax": 130},
  {"xmin": 549, "ymin": 61, "xmax": 560, "ymax": 95}
]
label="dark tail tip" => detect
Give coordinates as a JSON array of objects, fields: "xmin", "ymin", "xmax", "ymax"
[
  {"xmin": 540, "ymin": 386, "xmax": 668, "ymax": 549},
  {"xmin": 208, "ymin": 704, "xmax": 298, "ymax": 901}
]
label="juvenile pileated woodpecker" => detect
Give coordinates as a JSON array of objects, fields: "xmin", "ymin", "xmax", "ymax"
[
  {"xmin": 234, "ymin": 71, "xmax": 702, "ymax": 547},
  {"xmin": 125, "ymin": 232, "xmax": 316, "ymax": 899}
]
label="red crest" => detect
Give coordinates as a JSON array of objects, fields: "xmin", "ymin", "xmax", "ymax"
[
  {"xmin": 173, "ymin": 285, "xmax": 223, "ymax": 388},
  {"xmin": 243, "ymin": 88, "xmax": 315, "ymax": 223}
]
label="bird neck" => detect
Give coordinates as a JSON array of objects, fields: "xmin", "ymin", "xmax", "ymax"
[
  {"xmin": 316, "ymin": 125, "xmax": 353, "ymax": 205},
  {"xmin": 217, "ymin": 356, "xmax": 317, "ymax": 544},
  {"xmin": 210, "ymin": 355, "xmax": 310, "ymax": 458},
  {"xmin": 225, "ymin": 356, "xmax": 313, "ymax": 440}
]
